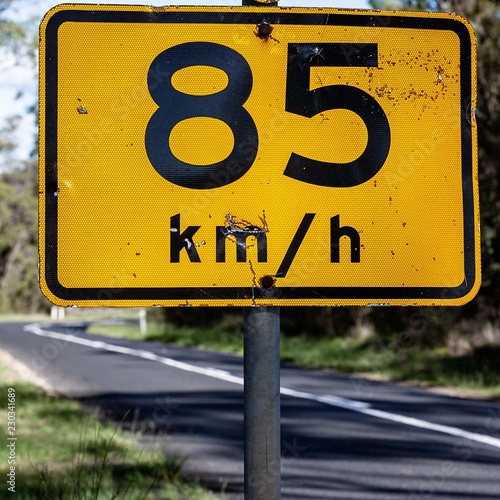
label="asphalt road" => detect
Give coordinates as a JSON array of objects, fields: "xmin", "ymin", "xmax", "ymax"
[{"xmin": 1, "ymin": 321, "xmax": 500, "ymax": 499}]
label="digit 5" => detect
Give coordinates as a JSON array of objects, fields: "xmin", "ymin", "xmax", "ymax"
[{"xmin": 284, "ymin": 43, "xmax": 391, "ymax": 188}]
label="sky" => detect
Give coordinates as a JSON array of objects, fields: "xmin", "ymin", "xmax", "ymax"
[{"xmin": 1, "ymin": 0, "xmax": 371, "ymax": 160}]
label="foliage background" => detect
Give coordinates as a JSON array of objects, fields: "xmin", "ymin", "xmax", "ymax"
[{"xmin": 0, "ymin": 0, "xmax": 43, "ymax": 313}]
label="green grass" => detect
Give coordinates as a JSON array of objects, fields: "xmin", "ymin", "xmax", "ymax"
[
  {"xmin": 0, "ymin": 313, "xmax": 50, "ymax": 323},
  {"xmin": 88, "ymin": 322, "xmax": 151, "ymax": 341},
  {"xmin": 284, "ymin": 337, "xmax": 500, "ymax": 397},
  {"xmin": 0, "ymin": 364, "xmax": 218, "ymax": 499},
  {"xmin": 88, "ymin": 315, "xmax": 245, "ymax": 354},
  {"xmin": 87, "ymin": 320, "xmax": 500, "ymax": 398},
  {"xmin": 383, "ymin": 345, "xmax": 500, "ymax": 393}
]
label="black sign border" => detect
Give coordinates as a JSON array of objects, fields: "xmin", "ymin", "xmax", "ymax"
[{"xmin": 41, "ymin": 8, "xmax": 478, "ymax": 304}]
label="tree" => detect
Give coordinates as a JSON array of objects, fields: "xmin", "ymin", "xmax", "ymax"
[
  {"xmin": 0, "ymin": 0, "xmax": 37, "ymax": 70},
  {"xmin": 0, "ymin": 164, "xmax": 44, "ymax": 313},
  {"xmin": 0, "ymin": 1, "xmax": 46, "ymax": 313}
]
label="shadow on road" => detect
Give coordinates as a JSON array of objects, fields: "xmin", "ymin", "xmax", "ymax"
[{"xmin": 76, "ymin": 388, "xmax": 500, "ymax": 499}]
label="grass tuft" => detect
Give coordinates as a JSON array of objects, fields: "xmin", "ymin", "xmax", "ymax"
[{"xmin": 0, "ymin": 364, "xmax": 218, "ymax": 499}]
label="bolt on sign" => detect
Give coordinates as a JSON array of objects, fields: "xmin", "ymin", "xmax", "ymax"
[{"xmin": 39, "ymin": 5, "xmax": 480, "ymax": 307}]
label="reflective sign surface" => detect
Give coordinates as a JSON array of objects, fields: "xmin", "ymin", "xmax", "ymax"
[{"xmin": 39, "ymin": 5, "xmax": 480, "ymax": 306}]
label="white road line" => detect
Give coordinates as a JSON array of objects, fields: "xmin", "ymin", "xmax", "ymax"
[{"xmin": 24, "ymin": 322, "xmax": 500, "ymax": 450}]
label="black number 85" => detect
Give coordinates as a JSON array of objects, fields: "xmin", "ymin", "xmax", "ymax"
[{"xmin": 145, "ymin": 42, "xmax": 391, "ymax": 189}]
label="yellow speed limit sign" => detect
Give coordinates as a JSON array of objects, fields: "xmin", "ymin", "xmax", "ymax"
[{"xmin": 39, "ymin": 5, "xmax": 480, "ymax": 307}]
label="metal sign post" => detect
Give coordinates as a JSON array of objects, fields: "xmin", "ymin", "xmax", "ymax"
[
  {"xmin": 243, "ymin": 292, "xmax": 281, "ymax": 499},
  {"xmin": 242, "ymin": 0, "xmax": 278, "ymax": 6},
  {"xmin": 241, "ymin": 3, "xmax": 280, "ymax": 499}
]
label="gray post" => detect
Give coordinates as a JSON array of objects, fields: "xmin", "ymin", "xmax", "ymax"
[
  {"xmin": 241, "ymin": 1, "xmax": 280, "ymax": 497},
  {"xmin": 242, "ymin": 0, "xmax": 278, "ymax": 5},
  {"xmin": 243, "ymin": 299, "xmax": 281, "ymax": 499}
]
